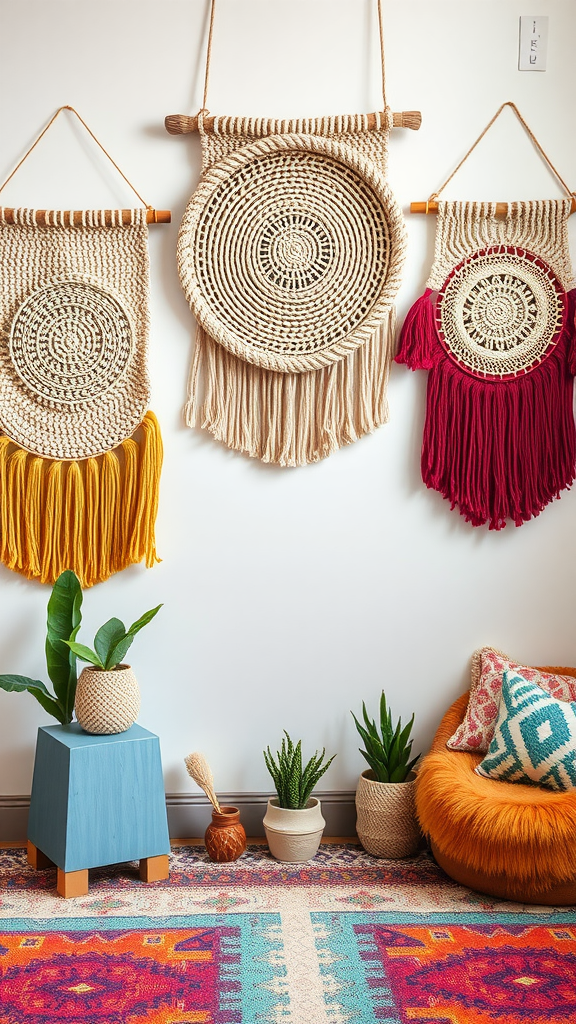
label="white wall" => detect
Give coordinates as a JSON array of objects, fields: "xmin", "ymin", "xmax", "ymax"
[{"xmin": 0, "ymin": 0, "xmax": 575, "ymax": 805}]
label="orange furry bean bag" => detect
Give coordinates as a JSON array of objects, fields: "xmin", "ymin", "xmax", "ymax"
[{"xmin": 416, "ymin": 670, "xmax": 576, "ymax": 904}]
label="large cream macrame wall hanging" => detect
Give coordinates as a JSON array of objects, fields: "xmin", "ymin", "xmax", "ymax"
[
  {"xmin": 398, "ymin": 102, "xmax": 576, "ymax": 530},
  {"xmin": 0, "ymin": 107, "xmax": 170, "ymax": 586},
  {"xmin": 167, "ymin": 0, "xmax": 419, "ymax": 466}
]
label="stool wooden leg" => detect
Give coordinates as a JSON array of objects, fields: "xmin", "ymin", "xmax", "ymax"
[
  {"xmin": 57, "ymin": 867, "xmax": 89, "ymax": 898},
  {"xmin": 139, "ymin": 854, "xmax": 170, "ymax": 882},
  {"xmin": 27, "ymin": 840, "xmax": 54, "ymax": 870}
]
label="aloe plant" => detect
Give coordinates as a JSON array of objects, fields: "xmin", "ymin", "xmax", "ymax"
[
  {"xmin": 64, "ymin": 604, "xmax": 162, "ymax": 670},
  {"xmin": 0, "ymin": 569, "xmax": 82, "ymax": 724},
  {"xmin": 352, "ymin": 692, "xmax": 419, "ymax": 783},
  {"xmin": 264, "ymin": 732, "xmax": 336, "ymax": 809}
]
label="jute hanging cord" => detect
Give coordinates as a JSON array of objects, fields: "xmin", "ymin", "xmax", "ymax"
[
  {"xmin": 0, "ymin": 106, "xmax": 167, "ymax": 586},
  {"xmin": 397, "ymin": 102, "xmax": 576, "ymax": 529},
  {"xmin": 168, "ymin": 0, "xmax": 418, "ymax": 467}
]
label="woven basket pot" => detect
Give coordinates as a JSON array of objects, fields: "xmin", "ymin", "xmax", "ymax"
[
  {"xmin": 263, "ymin": 797, "xmax": 325, "ymax": 862},
  {"xmin": 74, "ymin": 664, "xmax": 140, "ymax": 735},
  {"xmin": 355, "ymin": 769, "xmax": 420, "ymax": 858}
]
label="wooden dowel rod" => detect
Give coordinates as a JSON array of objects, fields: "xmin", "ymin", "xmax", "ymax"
[
  {"xmin": 146, "ymin": 210, "xmax": 171, "ymax": 224},
  {"xmin": 0, "ymin": 208, "xmax": 171, "ymax": 225},
  {"xmin": 410, "ymin": 199, "xmax": 576, "ymax": 215},
  {"xmin": 165, "ymin": 111, "xmax": 422, "ymax": 135}
]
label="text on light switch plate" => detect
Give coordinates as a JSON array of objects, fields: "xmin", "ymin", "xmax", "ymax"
[{"xmin": 519, "ymin": 16, "xmax": 548, "ymax": 71}]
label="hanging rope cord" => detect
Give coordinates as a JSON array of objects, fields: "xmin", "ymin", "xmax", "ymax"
[
  {"xmin": 428, "ymin": 101, "xmax": 575, "ymax": 203},
  {"xmin": 0, "ymin": 105, "xmax": 151, "ymax": 209},
  {"xmin": 199, "ymin": 0, "xmax": 388, "ymax": 115}
]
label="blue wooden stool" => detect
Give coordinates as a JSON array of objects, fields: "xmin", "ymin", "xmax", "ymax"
[{"xmin": 27, "ymin": 723, "xmax": 170, "ymax": 898}]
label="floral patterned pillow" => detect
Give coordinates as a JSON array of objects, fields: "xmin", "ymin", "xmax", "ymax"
[{"xmin": 447, "ymin": 647, "xmax": 576, "ymax": 753}]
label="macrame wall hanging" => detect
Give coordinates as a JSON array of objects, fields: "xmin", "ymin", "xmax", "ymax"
[
  {"xmin": 0, "ymin": 106, "xmax": 171, "ymax": 586},
  {"xmin": 166, "ymin": 0, "xmax": 420, "ymax": 466},
  {"xmin": 397, "ymin": 102, "xmax": 576, "ymax": 529}
]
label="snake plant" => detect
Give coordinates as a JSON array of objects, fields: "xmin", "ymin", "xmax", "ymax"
[
  {"xmin": 352, "ymin": 691, "xmax": 419, "ymax": 783},
  {"xmin": 264, "ymin": 731, "xmax": 336, "ymax": 809}
]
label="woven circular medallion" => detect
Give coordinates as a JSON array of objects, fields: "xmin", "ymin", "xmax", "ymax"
[
  {"xmin": 0, "ymin": 278, "xmax": 149, "ymax": 461},
  {"xmin": 10, "ymin": 280, "xmax": 133, "ymax": 404},
  {"xmin": 436, "ymin": 245, "xmax": 567, "ymax": 380},
  {"xmin": 178, "ymin": 134, "xmax": 406, "ymax": 373}
]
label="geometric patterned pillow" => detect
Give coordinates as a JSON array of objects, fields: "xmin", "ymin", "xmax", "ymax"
[
  {"xmin": 475, "ymin": 670, "xmax": 576, "ymax": 791},
  {"xmin": 446, "ymin": 646, "xmax": 576, "ymax": 753}
]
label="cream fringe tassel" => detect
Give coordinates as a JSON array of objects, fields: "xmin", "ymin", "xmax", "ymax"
[
  {"xmin": 185, "ymin": 313, "xmax": 395, "ymax": 466},
  {"xmin": 0, "ymin": 411, "xmax": 162, "ymax": 587}
]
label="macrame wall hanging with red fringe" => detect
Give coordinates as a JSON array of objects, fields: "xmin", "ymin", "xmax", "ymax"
[
  {"xmin": 166, "ymin": 0, "xmax": 421, "ymax": 466},
  {"xmin": 0, "ymin": 106, "xmax": 171, "ymax": 586},
  {"xmin": 398, "ymin": 102, "xmax": 576, "ymax": 530}
]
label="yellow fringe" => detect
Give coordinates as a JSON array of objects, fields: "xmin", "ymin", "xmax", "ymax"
[
  {"xmin": 186, "ymin": 315, "xmax": 395, "ymax": 466},
  {"xmin": 0, "ymin": 411, "xmax": 163, "ymax": 587}
]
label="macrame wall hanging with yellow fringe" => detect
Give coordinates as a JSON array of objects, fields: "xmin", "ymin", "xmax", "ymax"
[
  {"xmin": 399, "ymin": 102, "xmax": 576, "ymax": 529},
  {"xmin": 166, "ymin": 0, "xmax": 420, "ymax": 466},
  {"xmin": 0, "ymin": 106, "xmax": 171, "ymax": 586}
]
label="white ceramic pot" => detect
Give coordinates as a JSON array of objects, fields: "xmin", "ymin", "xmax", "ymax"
[
  {"xmin": 263, "ymin": 797, "xmax": 325, "ymax": 862},
  {"xmin": 74, "ymin": 664, "xmax": 140, "ymax": 735},
  {"xmin": 355, "ymin": 769, "xmax": 421, "ymax": 858}
]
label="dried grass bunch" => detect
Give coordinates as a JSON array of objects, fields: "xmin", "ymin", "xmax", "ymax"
[{"xmin": 184, "ymin": 751, "xmax": 221, "ymax": 812}]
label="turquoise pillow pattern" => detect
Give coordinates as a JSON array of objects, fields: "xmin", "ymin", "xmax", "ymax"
[{"xmin": 475, "ymin": 670, "xmax": 576, "ymax": 791}]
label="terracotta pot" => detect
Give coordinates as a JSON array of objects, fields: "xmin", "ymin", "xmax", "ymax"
[
  {"xmin": 204, "ymin": 806, "xmax": 247, "ymax": 862},
  {"xmin": 263, "ymin": 797, "xmax": 325, "ymax": 862},
  {"xmin": 355, "ymin": 769, "xmax": 421, "ymax": 858},
  {"xmin": 74, "ymin": 664, "xmax": 140, "ymax": 735}
]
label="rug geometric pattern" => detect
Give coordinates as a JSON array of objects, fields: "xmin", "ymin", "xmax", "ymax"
[
  {"xmin": 0, "ymin": 917, "xmax": 280, "ymax": 1024},
  {"xmin": 316, "ymin": 914, "xmax": 576, "ymax": 1023},
  {"xmin": 2, "ymin": 844, "xmax": 576, "ymax": 1023}
]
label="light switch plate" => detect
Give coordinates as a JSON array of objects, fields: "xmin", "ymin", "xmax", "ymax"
[{"xmin": 519, "ymin": 16, "xmax": 548, "ymax": 71}]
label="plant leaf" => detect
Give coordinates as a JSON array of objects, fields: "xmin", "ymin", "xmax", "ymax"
[
  {"xmin": 105, "ymin": 605, "xmax": 162, "ymax": 669},
  {"xmin": 63, "ymin": 642, "xmax": 104, "ymax": 669},
  {"xmin": 362, "ymin": 702, "xmax": 379, "ymax": 739},
  {"xmin": 263, "ymin": 748, "xmax": 280, "ymax": 790},
  {"xmin": 45, "ymin": 569, "xmax": 82, "ymax": 720},
  {"xmin": 94, "ymin": 618, "xmax": 126, "ymax": 668},
  {"xmin": 126, "ymin": 604, "xmax": 163, "ymax": 639},
  {"xmin": 0, "ymin": 674, "xmax": 65, "ymax": 724},
  {"xmin": 380, "ymin": 691, "xmax": 393, "ymax": 740},
  {"xmin": 398, "ymin": 714, "xmax": 415, "ymax": 751},
  {"xmin": 0, "ymin": 673, "xmax": 52, "ymax": 695},
  {"xmin": 300, "ymin": 750, "xmax": 336, "ymax": 806},
  {"xmin": 267, "ymin": 735, "xmax": 335, "ymax": 809},
  {"xmin": 104, "ymin": 635, "xmax": 134, "ymax": 671},
  {"xmin": 351, "ymin": 713, "xmax": 377, "ymax": 751},
  {"xmin": 31, "ymin": 689, "xmax": 67, "ymax": 723}
]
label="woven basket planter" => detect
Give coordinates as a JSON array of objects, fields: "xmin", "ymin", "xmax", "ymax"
[
  {"xmin": 74, "ymin": 664, "xmax": 140, "ymax": 735},
  {"xmin": 263, "ymin": 797, "xmax": 325, "ymax": 862},
  {"xmin": 355, "ymin": 769, "xmax": 420, "ymax": 858}
]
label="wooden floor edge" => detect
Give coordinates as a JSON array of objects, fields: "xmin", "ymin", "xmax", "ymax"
[{"xmin": 1, "ymin": 836, "xmax": 360, "ymax": 849}]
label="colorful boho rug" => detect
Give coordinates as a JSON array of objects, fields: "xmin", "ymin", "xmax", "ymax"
[{"xmin": 1, "ymin": 842, "xmax": 576, "ymax": 1023}]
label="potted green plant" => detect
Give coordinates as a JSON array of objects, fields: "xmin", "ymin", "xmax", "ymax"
[
  {"xmin": 65, "ymin": 598, "xmax": 162, "ymax": 735},
  {"xmin": 0, "ymin": 569, "xmax": 162, "ymax": 736},
  {"xmin": 351, "ymin": 692, "xmax": 421, "ymax": 858},
  {"xmin": 262, "ymin": 732, "xmax": 336, "ymax": 862},
  {"xmin": 0, "ymin": 569, "xmax": 82, "ymax": 724}
]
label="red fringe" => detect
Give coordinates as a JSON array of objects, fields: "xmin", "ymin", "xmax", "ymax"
[
  {"xmin": 402, "ymin": 288, "xmax": 576, "ymax": 529},
  {"xmin": 569, "ymin": 293, "xmax": 576, "ymax": 375},
  {"xmin": 395, "ymin": 288, "xmax": 438, "ymax": 370}
]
